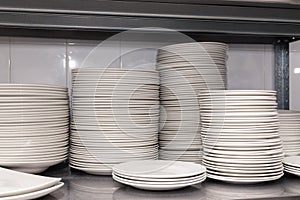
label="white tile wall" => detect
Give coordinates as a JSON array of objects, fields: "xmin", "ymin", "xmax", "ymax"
[
  {"xmin": 227, "ymin": 44, "xmax": 275, "ymax": 90},
  {"xmin": 0, "ymin": 38, "xmax": 10, "ymax": 83},
  {"xmin": 0, "ymin": 37, "xmax": 276, "ymax": 92},
  {"xmin": 10, "ymin": 38, "xmax": 67, "ymax": 86},
  {"xmin": 290, "ymin": 40, "xmax": 300, "ymax": 111}
]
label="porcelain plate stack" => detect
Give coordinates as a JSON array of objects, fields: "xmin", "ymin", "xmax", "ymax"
[
  {"xmin": 112, "ymin": 160, "xmax": 206, "ymax": 190},
  {"xmin": 70, "ymin": 68, "xmax": 159, "ymax": 175},
  {"xmin": 157, "ymin": 42, "xmax": 228, "ymax": 163},
  {"xmin": 199, "ymin": 90, "xmax": 284, "ymax": 183},
  {"xmin": 278, "ymin": 110, "xmax": 300, "ymax": 156},
  {"xmin": 283, "ymin": 156, "xmax": 300, "ymax": 176},
  {"xmin": 0, "ymin": 84, "xmax": 69, "ymax": 173}
]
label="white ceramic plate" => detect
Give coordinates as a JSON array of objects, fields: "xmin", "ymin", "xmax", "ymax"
[
  {"xmin": 113, "ymin": 160, "xmax": 206, "ymax": 179},
  {"xmin": 0, "ymin": 167, "xmax": 61, "ymax": 197},
  {"xmin": 283, "ymin": 156, "xmax": 300, "ymax": 168},
  {"xmin": 2, "ymin": 182, "xmax": 64, "ymax": 200},
  {"xmin": 206, "ymin": 173, "xmax": 283, "ymax": 184},
  {"xmin": 112, "ymin": 173, "xmax": 205, "ymax": 191},
  {"xmin": 70, "ymin": 165, "xmax": 112, "ymax": 175}
]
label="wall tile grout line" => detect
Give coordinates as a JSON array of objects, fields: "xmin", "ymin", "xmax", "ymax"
[
  {"xmin": 8, "ymin": 37, "xmax": 12, "ymax": 83},
  {"xmin": 65, "ymin": 39, "xmax": 69, "ymax": 87}
]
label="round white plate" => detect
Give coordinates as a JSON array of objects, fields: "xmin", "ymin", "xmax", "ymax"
[{"xmin": 113, "ymin": 160, "xmax": 206, "ymax": 179}]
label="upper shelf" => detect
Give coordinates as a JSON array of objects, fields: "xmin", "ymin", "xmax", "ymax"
[{"xmin": 0, "ymin": 0, "xmax": 299, "ymax": 42}]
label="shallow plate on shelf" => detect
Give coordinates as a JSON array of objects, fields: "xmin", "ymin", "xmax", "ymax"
[
  {"xmin": 70, "ymin": 164, "xmax": 112, "ymax": 175},
  {"xmin": 0, "ymin": 167, "xmax": 61, "ymax": 197},
  {"xmin": 2, "ymin": 182, "xmax": 64, "ymax": 200},
  {"xmin": 112, "ymin": 173, "xmax": 205, "ymax": 191},
  {"xmin": 206, "ymin": 173, "xmax": 283, "ymax": 184},
  {"xmin": 283, "ymin": 156, "xmax": 300, "ymax": 168},
  {"xmin": 113, "ymin": 160, "xmax": 206, "ymax": 179}
]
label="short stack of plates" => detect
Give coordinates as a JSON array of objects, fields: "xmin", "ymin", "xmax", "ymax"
[
  {"xmin": 283, "ymin": 156, "xmax": 300, "ymax": 176},
  {"xmin": 157, "ymin": 42, "xmax": 228, "ymax": 163},
  {"xmin": 278, "ymin": 110, "xmax": 300, "ymax": 156},
  {"xmin": 70, "ymin": 68, "xmax": 159, "ymax": 175},
  {"xmin": 0, "ymin": 84, "xmax": 69, "ymax": 173},
  {"xmin": 112, "ymin": 160, "xmax": 206, "ymax": 190},
  {"xmin": 199, "ymin": 90, "xmax": 284, "ymax": 183}
]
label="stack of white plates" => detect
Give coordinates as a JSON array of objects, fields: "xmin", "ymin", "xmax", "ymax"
[
  {"xmin": 70, "ymin": 68, "xmax": 159, "ymax": 175},
  {"xmin": 0, "ymin": 84, "xmax": 69, "ymax": 173},
  {"xmin": 278, "ymin": 110, "xmax": 300, "ymax": 156},
  {"xmin": 283, "ymin": 156, "xmax": 300, "ymax": 176},
  {"xmin": 112, "ymin": 160, "xmax": 206, "ymax": 190},
  {"xmin": 0, "ymin": 167, "xmax": 64, "ymax": 200},
  {"xmin": 199, "ymin": 90, "xmax": 284, "ymax": 183},
  {"xmin": 157, "ymin": 42, "xmax": 228, "ymax": 163}
]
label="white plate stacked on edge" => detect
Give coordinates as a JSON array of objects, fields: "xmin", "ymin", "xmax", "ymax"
[
  {"xmin": 283, "ymin": 156, "xmax": 300, "ymax": 176},
  {"xmin": 278, "ymin": 110, "xmax": 300, "ymax": 156},
  {"xmin": 0, "ymin": 167, "xmax": 63, "ymax": 200},
  {"xmin": 112, "ymin": 160, "xmax": 206, "ymax": 190},
  {"xmin": 199, "ymin": 90, "xmax": 284, "ymax": 183},
  {"xmin": 0, "ymin": 84, "xmax": 69, "ymax": 173},
  {"xmin": 70, "ymin": 68, "xmax": 159, "ymax": 175},
  {"xmin": 157, "ymin": 42, "xmax": 228, "ymax": 164}
]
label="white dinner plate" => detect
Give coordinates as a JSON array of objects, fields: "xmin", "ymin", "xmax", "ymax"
[
  {"xmin": 113, "ymin": 160, "xmax": 206, "ymax": 179},
  {"xmin": 0, "ymin": 167, "xmax": 61, "ymax": 197},
  {"xmin": 112, "ymin": 173, "xmax": 205, "ymax": 191},
  {"xmin": 2, "ymin": 182, "xmax": 64, "ymax": 200}
]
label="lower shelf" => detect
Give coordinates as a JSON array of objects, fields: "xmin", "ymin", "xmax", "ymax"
[{"xmin": 39, "ymin": 162, "xmax": 300, "ymax": 200}]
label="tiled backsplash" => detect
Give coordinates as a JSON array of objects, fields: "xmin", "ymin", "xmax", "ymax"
[
  {"xmin": 0, "ymin": 37, "xmax": 275, "ymax": 92},
  {"xmin": 290, "ymin": 40, "xmax": 300, "ymax": 111}
]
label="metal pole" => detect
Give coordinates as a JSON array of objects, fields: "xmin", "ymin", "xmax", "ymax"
[{"xmin": 274, "ymin": 40, "xmax": 289, "ymax": 110}]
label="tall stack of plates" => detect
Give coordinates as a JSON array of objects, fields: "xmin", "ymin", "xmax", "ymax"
[
  {"xmin": 70, "ymin": 68, "xmax": 159, "ymax": 175},
  {"xmin": 283, "ymin": 156, "xmax": 300, "ymax": 176},
  {"xmin": 157, "ymin": 42, "xmax": 228, "ymax": 163},
  {"xmin": 199, "ymin": 90, "xmax": 284, "ymax": 183},
  {"xmin": 0, "ymin": 84, "xmax": 69, "ymax": 173},
  {"xmin": 112, "ymin": 160, "xmax": 206, "ymax": 191},
  {"xmin": 278, "ymin": 110, "xmax": 300, "ymax": 156}
]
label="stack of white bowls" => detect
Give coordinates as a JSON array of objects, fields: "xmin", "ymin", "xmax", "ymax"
[
  {"xmin": 278, "ymin": 110, "xmax": 300, "ymax": 156},
  {"xmin": 70, "ymin": 68, "xmax": 159, "ymax": 175},
  {"xmin": 199, "ymin": 90, "xmax": 284, "ymax": 183},
  {"xmin": 157, "ymin": 42, "xmax": 228, "ymax": 163},
  {"xmin": 0, "ymin": 84, "xmax": 69, "ymax": 173}
]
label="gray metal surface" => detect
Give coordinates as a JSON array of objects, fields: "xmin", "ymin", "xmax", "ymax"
[
  {"xmin": 40, "ymin": 164, "xmax": 300, "ymax": 200},
  {"xmin": 0, "ymin": 0, "xmax": 299, "ymax": 38}
]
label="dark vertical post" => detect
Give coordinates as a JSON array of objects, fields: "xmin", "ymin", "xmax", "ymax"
[{"xmin": 274, "ymin": 40, "xmax": 289, "ymax": 110}]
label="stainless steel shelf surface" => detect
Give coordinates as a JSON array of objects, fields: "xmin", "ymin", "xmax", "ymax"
[
  {"xmin": 39, "ymin": 163, "xmax": 300, "ymax": 200},
  {"xmin": 0, "ymin": 0, "xmax": 299, "ymax": 42}
]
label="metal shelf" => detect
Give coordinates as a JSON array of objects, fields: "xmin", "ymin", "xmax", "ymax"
[
  {"xmin": 0, "ymin": 0, "xmax": 299, "ymax": 42},
  {"xmin": 40, "ymin": 162, "xmax": 300, "ymax": 200}
]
